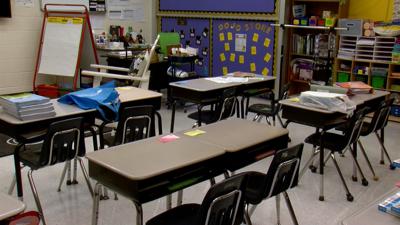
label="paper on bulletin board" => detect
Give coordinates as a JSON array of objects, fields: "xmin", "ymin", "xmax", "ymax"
[
  {"xmin": 230, "ymin": 53, "xmax": 236, "ymax": 62},
  {"xmin": 239, "ymin": 55, "xmax": 244, "ymax": 64},
  {"xmin": 220, "ymin": 53, "xmax": 226, "ymax": 62},
  {"xmin": 16, "ymin": 0, "xmax": 34, "ymax": 7},
  {"xmin": 224, "ymin": 43, "xmax": 230, "ymax": 51},
  {"xmin": 250, "ymin": 63, "xmax": 256, "ymax": 72},
  {"xmin": 219, "ymin": 33, "xmax": 225, "ymax": 42},
  {"xmin": 227, "ymin": 32, "xmax": 233, "ymax": 41},
  {"xmin": 108, "ymin": 0, "xmax": 131, "ymax": 6},
  {"xmin": 235, "ymin": 34, "xmax": 247, "ymax": 52}
]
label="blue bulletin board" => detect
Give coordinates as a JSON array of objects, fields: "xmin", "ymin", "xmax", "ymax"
[
  {"xmin": 212, "ymin": 20, "xmax": 275, "ymax": 76},
  {"xmin": 161, "ymin": 17, "xmax": 211, "ymax": 77},
  {"xmin": 159, "ymin": 0, "xmax": 275, "ymax": 14}
]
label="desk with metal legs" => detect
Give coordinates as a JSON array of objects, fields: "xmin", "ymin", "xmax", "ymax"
[
  {"xmin": 169, "ymin": 76, "xmax": 275, "ymax": 132},
  {"xmin": 280, "ymin": 90, "xmax": 390, "ymax": 201},
  {"xmin": 87, "ymin": 118, "xmax": 289, "ymax": 225}
]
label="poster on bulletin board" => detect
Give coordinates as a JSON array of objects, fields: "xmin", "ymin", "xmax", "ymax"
[
  {"xmin": 159, "ymin": 0, "xmax": 275, "ymax": 14},
  {"xmin": 161, "ymin": 17, "xmax": 211, "ymax": 77},
  {"xmin": 212, "ymin": 20, "xmax": 275, "ymax": 77}
]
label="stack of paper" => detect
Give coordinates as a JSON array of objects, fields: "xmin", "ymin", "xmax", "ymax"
[
  {"xmin": 0, "ymin": 93, "xmax": 55, "ymax": 121},
  {"xmin": 335, "ymin": 81, "xmax": 373, "ymax": 94}
]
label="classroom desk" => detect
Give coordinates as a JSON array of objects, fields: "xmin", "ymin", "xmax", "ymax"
[
  {"xmin": 280, "ymin": 90, "xmax": 390, "ymax": 201},
  {"xmin": 0, "ymin": 99, "xmax": 97, "ymax": 200},
  {"xmin": 0, "ymin": 193, "xmax": 26, "ymax": 221},
  {"xmin": 342, "ymin": 188, "xmax": 400, "ymax": 225},
  {"xmin": 169, "ymin": 76, "xmax": 275, "ymax": 132},
  {"xmin": 87, "ymin": 118, "xmax": 288, "ymax": 225}
]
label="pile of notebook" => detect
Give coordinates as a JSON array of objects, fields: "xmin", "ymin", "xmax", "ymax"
[
  {"xmin": 0, "ymin": 93, "xmax": 55, "ymax": 121},
  {"xmin": 378, "ymin": 191, "xmax": 400, "ymax": 217},
  {"xmin": 335, "ymin": 81, "xmax": 373, "ymax": 94}
]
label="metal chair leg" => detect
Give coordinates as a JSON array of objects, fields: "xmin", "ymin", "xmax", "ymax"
[
  {"xmin": 77, "ymin": 158, "xmax": 94, "ymax": 197},
  {"xmin": 210, "ymin": 177, "xmax": 216, "ymax": 185},
  {"xmin": 57, "ymin": 162, "xmax": 69, "ymax": 192},
  {"xmin": 8, "ymin": 175, "xmax": 16, "ymax": 195},
  {"xmin": 299, "ymin": 148, "xmax": 319, "ymax": 180},
  {"xmin": 277, "ymin": 115, "xmax": 284, "ymax": 128},
  {"xmin": 330, "ymin": 153, "xmax": 354, "ymax": 202},
  {"xmin": 72, "ymin": 158, "xmax": 78, "ymax": 185},
  {"xmin": 66, "ymin": 161, "xmax": 72, "ymax": 185},
  {"xmin": 283, "ymin": 191, "xmax": 299, "ymax": 225},
  {"xmin": 27, "ymin": 170, "xmax": 47, "ymax": 225},
  {"xmin": 375, "ymin": 132, "xmax": 395, "ymax": 169},
  {"xmin": 248, "ymin": 204, "xmax": 257, "ymax": 217},
  {"xmin": 358, "ymin": 140, "xmax": 379, "ymax": 181},
  {"xmin": 92, "ymin": 183, "xmax": 102, "ymax": 225},
  {"xmin": 177, "ymin": 190, "xmax": 183, "ymax": 206},
  {"xmin": 223, "ymin": 171, "xmax": 230, "ymax": 179},
  {"xmin": 349, "ymin": 146, "xmax": 369, "ymax": 186},
  {"xmin": 244, "ymin": 204, "xmax": 253, "ymax": 225},
  {"xmin": 252, "ymin": 115, "xmax": 260, "ymax": 122},
  {"xmin": 266, "ymin": 117, "xmax": 271, "ymax": 125},
  {"xmin": 276, "ymin": 194, "xmax": 281, "ymax": 225}
]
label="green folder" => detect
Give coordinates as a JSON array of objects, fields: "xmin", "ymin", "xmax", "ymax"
[{"xmin": 158, "ymin": 32, "xmax": 180, "ymax": 55}]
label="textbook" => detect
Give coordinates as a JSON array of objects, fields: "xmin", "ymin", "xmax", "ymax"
[
  {"xmin": 335, "ymin": 81, "xmax": 373, "ymax": 94},
  {"xmin": 378, "ymin": 191, "xmax": 400, "ymax": 217},
  {"xmin": 0, "ymin": 93, "xmax": 50, "ymax": 109}
]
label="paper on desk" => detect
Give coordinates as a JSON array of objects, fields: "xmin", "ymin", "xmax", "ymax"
[
  {"xmin": 205, "ymin": 77, "xmax": 248, "ymax": 84},
  {"xmin": 159, "ymin": 134, "xmax": 180, "ymax": 143},
  {"xmin": 184, "ymin": 130, "xmax": 206, "ymax": 137}
]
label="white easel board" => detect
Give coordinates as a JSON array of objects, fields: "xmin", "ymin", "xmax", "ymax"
[
  {"xmin": 38, "ymin": 17, "xmax": 84, "ymax": 77},
  {"xmin": 41, "ymin": 0, "xmax": 89, "ymax": 11}
]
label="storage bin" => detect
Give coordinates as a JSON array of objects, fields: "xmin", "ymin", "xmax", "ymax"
[
  {"xmin": 371, "ymin": 67, "xmax": 388, "ymax": 77},
  {"xmin": 371, "ymin": 76, "xmax": 386, "ymax": 89},
  {"xmin": 338, "ymin": 19, "xmax": 363, "ymax": 36},
  {"xmin": 36, "ymin": 84, "xmax": 59, "ymax": 98},
  {"xmin": 337, "ymin": 72, "xmax": 350, "ymax": 82},
  {"xmin": 391, "ymin": 105, "xmax": 400, "ymax": 117}
]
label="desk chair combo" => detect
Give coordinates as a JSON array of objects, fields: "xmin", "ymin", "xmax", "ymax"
[
  {"xmin": 300, "ymin": 108, "xmax": 368, "ymax": 202},
  {"xmin": 12, "ymin": 117, "xmax": 93, "ymax": 225},
  {"xmin": 187, "ymin": 87, "xmax": 238, "ymax": 127},
  {"xmin": 244, "ymin": 144, "xmax": 303, "ymax": 225},
  {"xmin": 247, "ymin": 83, "xmax": 290, "ymax": 127}
]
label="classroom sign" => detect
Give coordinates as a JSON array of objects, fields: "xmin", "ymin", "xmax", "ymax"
[{"xmin": 212, "ymin": 20, "xmax": 275, "ymax": 76}]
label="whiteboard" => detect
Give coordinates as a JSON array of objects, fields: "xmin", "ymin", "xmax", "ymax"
[
  {"xmin": 40, "ymin": 0, "xmax": 89, "ymax": 11},
  {"xmin": 38, "ymin": 17, "xmax": 84, "ymax": 77}
]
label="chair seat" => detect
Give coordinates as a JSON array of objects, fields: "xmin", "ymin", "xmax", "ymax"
[
  {"xmin": 305, "ymin": 132, "xmax": 348, "ymax": 152},
  {"xmin": 146, "ymin": 204, "xmax": 200, "ymax": 225},
  {"xmin": 19, "ymin": 145, "xmax": 44, "ymax": 170},
  {"xmin": 247, "ymin": 103, "xmax": 275, "ymax": 116},
  {"xmin": 188, "ymin": 110, "xmax": 219, "ymax": 124}
]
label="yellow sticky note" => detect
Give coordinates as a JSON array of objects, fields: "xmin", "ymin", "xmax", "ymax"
[
  {"xmin": 219, "ymin": 33, "xmax": 225, "ymax": 42},
  {"xmin": 222, "ymin": 67, "xmax": 228, "ymax": 75},
  {"xmin": 250, "ymin": 63, "xmax": 256, "ymax": 72},
  {"xmin": 358, "ymin": 69, "xmax": 363, "ymax": 75},
  {"xmin": 264, "ymin": 53, "xmax": 272, "ymax": 62},
  {"xmin": 264, "ymin": 38, "xmax": 271, "ymax": 47},
  {"xmin": 253, "ymin": 33, "xmax": 259, "ymax": 42},
  {"xmin": 262, "ymin": 67, "xmax": 269, "ymax": 76},
  {"xmin": 239, "ymin": 55, "xmax": 245, "ymax": 64},
  {"xmin": 227, "ymin": 32, "xmax": 233, "ymax": 41},
  {"xmin": 251, "ymin": 46, "xmax": 257, "ymax": 55},
  {"xmin": 224, "ymin": 43, "xmax": 230, "ymax": 52},
  {"xmin": 290, "ymin": 97, "xmax": 300, "ymax": 102},
  {"xmin": 230, "ymin": 53, "xmax": 236, "ymax": 62},
  {"xmin": 220, "ymin": 53, "xmax": 226, "ymax": 62},
  {"xmin": 184, "ymin": 129, "xmax": 206, "ymax": 137}
]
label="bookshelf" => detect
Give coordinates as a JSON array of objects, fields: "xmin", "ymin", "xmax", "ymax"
[{"xmin": 284, "ymin": 0, "xmax": 349, "ymax": 94}]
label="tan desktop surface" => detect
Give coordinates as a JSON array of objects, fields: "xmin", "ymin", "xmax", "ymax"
[
  {"xmin": 116, "ymin": 87, "xmax": 162, "ymax": 103},
  {"xmin": 177, "ymin": 118, "xmax": 288, "ymax": 152},
  {"xmin": 0, "ymin": 193, "xmax": 26, "ymax": 220},
  {"xmin": 86, "ymin": 136, "xmax": 225, "ymax": 180}
]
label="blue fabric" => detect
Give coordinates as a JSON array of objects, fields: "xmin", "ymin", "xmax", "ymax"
[{"xmin": 58, "ymin": 82, "xmax": 120, "ymax": 122}]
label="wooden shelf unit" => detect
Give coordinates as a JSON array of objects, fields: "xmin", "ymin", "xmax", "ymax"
[{"xmin": 284, "ymin": 0, "xmax": 349, "ymax": 94}]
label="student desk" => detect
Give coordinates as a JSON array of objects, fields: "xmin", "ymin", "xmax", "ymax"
[
  {"xmin": 87, "ymin": 118, "xmax": 288, "ymax": 225},
  {"xmin": 169, "ymin": 76, "xmax": 275, "ymax": 132},
  {"xmin": 342, "ymin": 188, "xmax": 400, "ymax": 225},
  {"xmin": 0, "ymin": 193, "xmax": 26, "ymax": 221},
  {"xmin": 280, "ymin": 90, "xmax": 390, "ymax": 201}
]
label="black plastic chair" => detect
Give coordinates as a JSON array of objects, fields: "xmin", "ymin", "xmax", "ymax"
[
  {"xmin": 247, "ymin": 83, "xmax": 290, "ymax": 127},
  {"xmin": 15, "ymin": 117, "xmax": 93, "ymax": 225},
  {"xmin": 243, "ymin": 144, "xmax": 303, "ymax": 225},
  {"xmin": 301, "ymin": 108, "xmax": 368, "ymax": 202},
  {"xmin": 187, "ymin": 87, "xmax": 238, "ymax": 127},
  {"xmin": 99, "ymin": 105, "xmax": 162, "ymax": 148},
  {"xmin": 146, "ymin": 173, "xmax": 248, "ymax": 225},
  {"xmin": 355, "ymin": 98, "xmax": 396, "ymax": 181}
]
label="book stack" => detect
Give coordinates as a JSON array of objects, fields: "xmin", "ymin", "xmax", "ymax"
[
  {"xmin": 0, "ymin": 93, "xmax": 56, "ymax": 121},
  {"xmin": 335, "ymin": 81, "xmax": 373, "ymax": 94},
  {"xmin": 378, "ymin": 191, "xmax": 400, "ymax": 217}
]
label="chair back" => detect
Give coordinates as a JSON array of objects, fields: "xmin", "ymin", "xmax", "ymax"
[
  {"xmin": 40, "ymin": 117, "xmax": 84, "ymax": 167},
  {"xmin": 216, "ymin": 87, "xmax": 238, "ymax": 121},
  {"xmin": 114, "ymin": 105, "xmax": 153, "ymax": 145},
  {"xmin": 264, "ymin": 143, "xmax": 304, "ymax": 198},
  {"xmin": 372, "ymin": 98, "xmax": 394, "ymax": 132},
  {"xmin": 274, "ymin": 83, "xmax": 291, "ymax": 114},
  {"xmin": 198, "ymin": 173, "xmax": 247, "ymax": 225},
  {"xmin": 344, "ymin": 108, "xmax": 367, "ymax": 147}
]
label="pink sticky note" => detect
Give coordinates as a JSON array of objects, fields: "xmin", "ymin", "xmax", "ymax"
[{"xmin": 159, "ymin": 134, "xmax": 180, "ymax": 143}]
